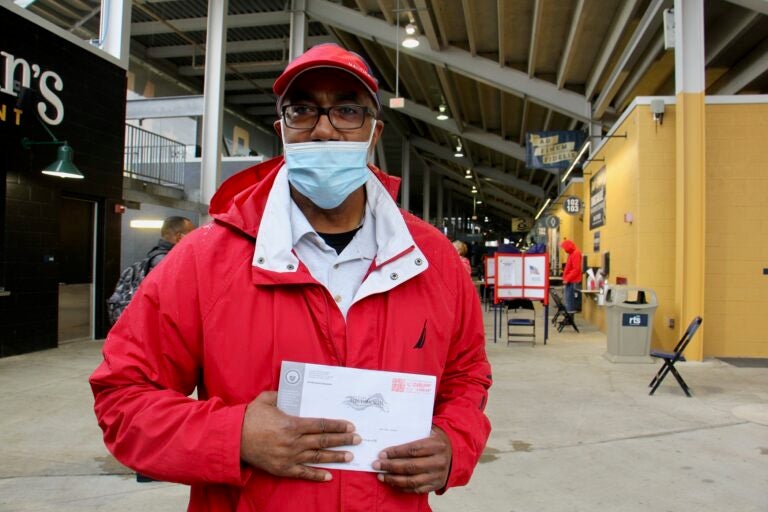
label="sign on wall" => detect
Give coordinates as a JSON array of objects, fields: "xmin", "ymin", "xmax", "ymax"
[
  {"xmin": 526, "ymin": 131, "xmax": 586, "ymax": 169},
  {"xmin": 590, "ymin": 167, "xmax": 606, "ymax": 229},
  {"xmin": 511, "ymin": 217, "xmax": 532, "ymax": 232},
  {"xmin": 564, "ymin": 195, "xmax": 581, "ymax": 215}
]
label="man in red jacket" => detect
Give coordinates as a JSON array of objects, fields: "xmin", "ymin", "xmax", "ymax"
[
  {"xmin": 90, "ymin": 44, "xmax": 491, "ymax": 511},
  {"xmin": 561, "ymin": 239, "xmax": 583, "ymax": 313}
]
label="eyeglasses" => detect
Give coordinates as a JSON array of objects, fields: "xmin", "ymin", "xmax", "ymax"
[{"xmin": 281, "ymin": 104, "xmax": 375, "ymax": 130}]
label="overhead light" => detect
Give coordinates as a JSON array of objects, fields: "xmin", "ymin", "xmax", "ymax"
[
  {"xmin": 436, "ymin": 103, "xmax": 449, "ymax": 121},
  {"xmin": 402, "ymin": 23, "xmax": 420, "ymax": 48},
  {"xmin": 534, "ymin": 198, "xmax": 552, "ymax": 220},
  {"xmin": 130, "ymin": 220, "xmax": 164, "ymax": 229},
  {"xmin": 464, "ymin": 169, "xmax": 472, "ymax": 179},
  {"xmin": 454, "ymin": 141, "xmax": 464, "ymax": 158},
  {"xmin": 21, "ymin": 137, "xmax": 84, "ymax": 179},
  {"xmin": 561, "ymin": 140, "xmax": 591, "ymax": 183}
]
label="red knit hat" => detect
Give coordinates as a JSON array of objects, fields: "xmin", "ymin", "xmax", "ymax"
[{"xmin": 273, "ymin": 43, "xmax": 380, "ymax": 111}]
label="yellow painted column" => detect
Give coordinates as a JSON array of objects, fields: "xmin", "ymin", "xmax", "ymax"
[{"xmin": 673, "ymin": 0, "xmax": 705, "ymax": 360}]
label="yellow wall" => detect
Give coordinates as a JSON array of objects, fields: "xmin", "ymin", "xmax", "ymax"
[
  {"xmin": 555, "ymin": 100, "xmax": 768, "ymax": 358},
  {"xmin": 704, "ymin": 103, "xmax": 768, "ymax": 357},
  {"xmin": 575, "ymin": 106, "xmax": 678, "ymax": 349}
]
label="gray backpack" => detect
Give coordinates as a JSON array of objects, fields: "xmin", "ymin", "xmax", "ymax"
[{"xmin": 106, "ymin": 248, "xmax": 168, "ymax": 324}]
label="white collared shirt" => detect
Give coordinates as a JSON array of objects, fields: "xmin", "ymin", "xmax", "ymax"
[
  {"xmin": 290, "ymin": 199, "xmax": 376, "ymax": 318},
  {"xmin": 252, "ymin": 165, "xmax": 429, "ymax": 320}
]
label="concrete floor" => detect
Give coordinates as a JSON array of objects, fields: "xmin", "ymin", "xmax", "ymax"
[{"xmin": 1, "ymin": 308, "xmax": 767, "ymax": 512}]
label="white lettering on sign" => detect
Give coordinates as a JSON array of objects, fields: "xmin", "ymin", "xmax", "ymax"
[{"xmin": 0, "ymin": 50, "xmax": 64, "ymax": 125}]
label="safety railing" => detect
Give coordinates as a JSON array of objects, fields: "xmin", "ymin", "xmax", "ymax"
[{"xmin": 124, "ymin": 123, "xmax": 186, "ymax": 188}]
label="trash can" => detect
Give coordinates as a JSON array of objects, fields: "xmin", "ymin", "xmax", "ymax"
[{"xmin": 603, "ymin": 286, "xmax": 658, "ymax": 363}]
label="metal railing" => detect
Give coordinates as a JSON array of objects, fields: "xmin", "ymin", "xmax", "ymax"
[{"xmin": 124, "ymin": 124, "xmax": 186, "ymax": 188}]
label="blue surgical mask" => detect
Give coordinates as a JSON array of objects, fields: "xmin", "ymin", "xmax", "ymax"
[{"xmin": 282, "ymin": 121, "xmax": 376, "ymax": 209}]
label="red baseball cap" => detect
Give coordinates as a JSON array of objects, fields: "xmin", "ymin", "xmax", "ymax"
[{"xmin": 273, "ymin": 43, "xmax": 380, "ymax": 111}]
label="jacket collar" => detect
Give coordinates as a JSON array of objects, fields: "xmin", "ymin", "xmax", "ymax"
[
  {"xmin": 251, "ymin": 165, "xmax": 423, "ymax": 275},
  {"xmin": 209, "ymin": 156, "xmax": 402, "ymax": 240}
]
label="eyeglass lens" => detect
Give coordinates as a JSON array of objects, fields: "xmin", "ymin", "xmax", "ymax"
[{"xmin": 283, "ymin": 105, "xmax": 369, "ymax": 130}]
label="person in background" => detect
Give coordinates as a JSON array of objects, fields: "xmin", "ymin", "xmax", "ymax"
[
  {"xmin": 90, "ymin": 44, "xmax": 491, "ymax": 512},
  {"xmin": 147, "ymin": 216, "xmax": 196, "ymax": 271},
  {"xmin": 561, "ymin": 239, "xmax": 583, "ymax": 313},
  {"xmin": 453, "ymin": 239, "xmax": 472, "ymax": 275}
]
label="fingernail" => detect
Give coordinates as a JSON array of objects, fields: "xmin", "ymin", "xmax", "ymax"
[
  {"xmin": 377, "ymin": 473, "xmax": 385, "ymax": 482},
  {"xmin": 324, "ymin": 473, "xmax": 332, "ymax": 481},
  {"xmin": 346, "ymin": 423, "xmax": 355, "ymax": 432},
  {"xmin": 378, "ymin": 451, "xmax": 388, "ymax": 459},
  {"xmin": 372, "ymin": 461, "xmax": 381, "ymax": 470},
  {"xmin": 344, "ymin": 452, "xmax": 353, "ymax": 462},
  {"xmin": 352, "ymin": 434, "xmax": 362, "ymax": 445}
]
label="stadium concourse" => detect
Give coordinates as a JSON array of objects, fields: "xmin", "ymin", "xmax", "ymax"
[{"xmin": 0, "ymin": 305, "xmax": 766, "ymax": 512}]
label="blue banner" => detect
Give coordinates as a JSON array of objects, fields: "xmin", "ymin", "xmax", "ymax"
[{"xmin": 526, "ymin": 131, "xmax": 585, "ymax": 169}]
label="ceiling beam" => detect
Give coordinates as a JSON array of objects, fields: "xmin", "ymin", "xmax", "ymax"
[
  {"xmin": 410, "ymin": 136, "xmax": 543, "ymax": 202},
  {"xmin": 305, "ymin": 0, "xmax": 590, "ymax": 122},
  {"xmin": 706, "ymin": 10, "xmax": 761, "ymax": 65},
  {"xmin": 178, "ymin": 60, "xmax": 286, "ymax": 76},
  {"xmin": 556, "ymin": 0, "xmax": 586, "ymax": 89},
  {"xmin": 723, "ymin": 0, "xmax": 768, "ymax": 15},
  {"xmin": 226, "ymin": 93, "xmax": 274, "ymax": 105},
  {"xmin": 592, "ymin": 0, "xmax": 671, "ymax": 118},
  {"xmin": 497, "ymin": 0, "xmax": 507, "ymax": 66},
  {"xmin": 709, "ymin": 37, "xmax": 768, "ymax": 94},
  {"xmin": 613, "ymin": 34, "xmax": 665, "ymax": 109},
  {"xmin": 131, "ymin": 11, "xmax": 292, "ymax": 36},
  {"xmin": 147, "ymin": 35, "xmax": 333, "ymax": 59},
  {"xmin": 528, "ymin": 0, "xmax": 543, "ymax": 78},
  {"xmin": 225, "ymin": 78, "xmax": 274, "ymax": 91},
  {"xmin": 584, "ymin": 0, "xmax": 641, "ymax": 100},
  {"xmin": 461, "ymin": 0, "xmax": 477, "ymax": 56},
  {"xmin": 380, "ymin": 91, "xmax": 529, "ymax": 163}
]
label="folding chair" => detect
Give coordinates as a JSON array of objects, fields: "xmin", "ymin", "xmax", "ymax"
[
  {"xmin": 649, "ymin": 316, "xmax": 703, "ymax": 397},
  {"xmin": 549, "ymin": 289, "xmax": 579, "ymax": 333},
  {"xmin": 506, "ymin": 299, "xmax": 536, "ymax": 346}
]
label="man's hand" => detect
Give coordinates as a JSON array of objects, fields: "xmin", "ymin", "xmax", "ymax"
[
  {"xmin": 240, "ymin": 391, "xmax": 361, "ymax": 481},
  {"xmin": 372, "ymin": 426, "xmax": 452, "ymax": 494}
]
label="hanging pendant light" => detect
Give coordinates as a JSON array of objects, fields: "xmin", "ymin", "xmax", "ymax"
[
  {"xmin": 454, "ymin": 140, "xmax": 464, "ymax": 158},
  {"xmin": 402, "ymin": 22, "xmax": 420, "ymax": 48},
  {"xmin": 436, "ymin": 103, "xmax": 449, "ymax": 121}
]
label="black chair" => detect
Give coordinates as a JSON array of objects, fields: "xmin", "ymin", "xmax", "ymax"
[
  {"xmin": 649, "ymin": 316, "xmax": 703, "ymax": 397},
  {"xmin": 506, "ymin": 299, "xmax": 536, "ymax": 346},
  {"xmin": 550, "ymin": 290, "xmax": 579, "ymax": 333}
]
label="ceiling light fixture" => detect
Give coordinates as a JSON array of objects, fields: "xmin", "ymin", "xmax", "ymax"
[
  {"xmin": 436, "ymin": 103, "xmax": 449, "ymax": 121},
  {"xmin": 464, "ymin": 169, "xmax": 472, "ymax": 179},
  {"xmin": 402, "ymin": 22, "xmax": 420, "ymax": 48},
  {"xmin": 454, "ymin": 141, "xmax": 464, "ymax": 158},
  {"xmin": 534, "ymin": 198, "xmax": 552, "ymax": 220},
  {"xmin": 561, "ymin": 140, "xmax": 591, "ymax": 183}
]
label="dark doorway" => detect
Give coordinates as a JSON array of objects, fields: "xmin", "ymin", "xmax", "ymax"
[{"xmin": 58, "ymin": 197, "xmax": 96, "ymax": 342}]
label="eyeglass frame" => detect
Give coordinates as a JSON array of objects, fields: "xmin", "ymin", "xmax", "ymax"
[{"xmin": 280, "ymin": 104, "xmax": 376, "ymax": 131}]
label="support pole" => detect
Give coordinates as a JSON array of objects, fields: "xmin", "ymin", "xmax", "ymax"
[
  {"xmin": 200, "ymin": 0, "xmax": 228, "ymax": 213},
  {"xmin": 674, "ymin": 0, "xmax": 706, "ymax": 360}
]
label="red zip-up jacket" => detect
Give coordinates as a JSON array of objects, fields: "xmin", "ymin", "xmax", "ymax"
[{"xmin": 90, "ymin": 158, "xmax": 492, "ymax": 511}]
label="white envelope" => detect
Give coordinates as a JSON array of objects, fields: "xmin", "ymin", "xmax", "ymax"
[{"xmin": 277, "ymin": 361, "xmax": 436, "ymax": 472}]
